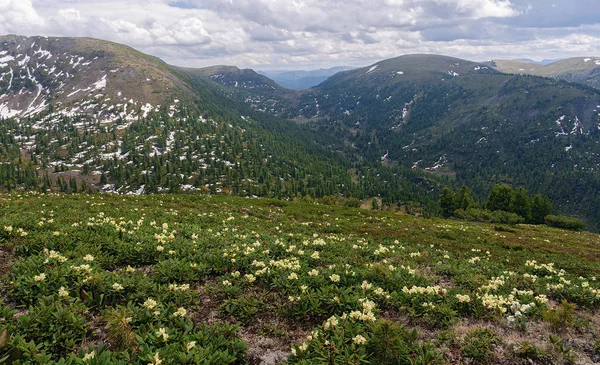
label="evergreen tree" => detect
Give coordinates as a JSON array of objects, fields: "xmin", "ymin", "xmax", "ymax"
[
  {"xmin": 487, "ymin": 184, "xmax": 515, "ymax": 212},
  {"xmin": 439, "ymin": 187, "xmax": 457, "ymax": 217},
  {"xmin": 455, "ymin": 185, "xmax": 474, "ymax": 211},
  {"xmin": 510, "ymin": 187, "xmax": 531, "ymax": 222},
  {"xmin": 531, "ymin": 193, "xmax": 553, "ymax": 224}
]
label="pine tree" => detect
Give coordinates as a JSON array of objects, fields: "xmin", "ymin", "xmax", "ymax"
[
  {"xmin": 439, "ymin": 187, "xmax": 457, "ymax": 217},
  {"xmin": 510, "ymin": 187, "xmax": 531, "ymax": 222},
  {"xmin": 531, "ymin": 193, "xmax": 553, "ymax": 224},
  {"xmin": 487, "ymin": 184, "xmax": 515, "ymax": 212}
]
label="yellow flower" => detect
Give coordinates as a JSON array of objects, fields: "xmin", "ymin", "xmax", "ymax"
[
  {"xmin": 144, "ymin": 298, "xmax": 157, "ymax": 309},
  {"xmin": 173, "ymin": 307, "xmax": 187, "ymax": 317},
  {"xmin": 353, "ymin": 335, "xmax": 367, "ymax": 345},
  {"xmin": 112, "ymin": 283, "xmax": 124, "ymax": 291},
  {"xmin": 83, "ymin": 254, "xmax": 95, "ymax": 262},
  {"xmin": 58, "ymin": 286, "xmax": 69, "ymax": 297},
  {"xmin": 244, "ymin": 274, "xmax": 256, "ymax": 283},
  {"xmin": 156, "ymin": 328, "xmax": 168, "ymax": 342},
  {"xmin": 33, "ymin": 273, "xmax": 46, "ymax": 282},
  {"xmin": 148, "ymin": 352, "xmax": 162, "ymax": 365},
  {"xmin": 329, "ymin": 274, "xmax": 340, "ymax": 282},
  {"xmin": 186, "ymin": 341, "xmax": 196, "ymax": 352},
  {"xmin": 82, "ymin": 350, "xmax": 95, "ymax": 362},
  {"xmin": 222, "ymin": 280, "xmax": 232, "ymax": 287}
]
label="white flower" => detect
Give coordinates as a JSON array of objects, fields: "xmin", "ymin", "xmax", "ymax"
[
  {"xmin": 311, "ymin": 251, "xmax": 320, "ymax": 259},
  {"xmin": 288, "ymin": 272, "xmax": 298, "ymax": 280},
  {"xmin": 58, "ymin": 286, "xmax": 69, "ymax": 297},
  {"xmin": 144, "ymin": 298, "xmax": 157, "ymax": 309},
  {"xmin": 33, "ymin": 273, "xmax": 46, "ymax": 282},
  {"xmin": 82, "ymin": 350, "xmax": 95, "ymax": 361},
  {"xmin": 173, "ymin": 307, "xmax": 187, "ymax": 317},
  {"xmin": 222, "ymin": 280, "xmax": 232, "ymax": 287},
  {"xmin": 186, "ymin": 341, "xmax": 196, "ymax": 352},
  {"xmin": 148, "ymin": 352, "xmax": 162, "ymax": 365},
  {"xmin": 156, "ymin": 246, "xmax": 164, "ymax": 252},
  {"xmin": 156, "ymin": 327, "xmax": 168, "ymax": 342},
  {"xmin": 244, "ymin": 274, "xmax": 256, "ymax": 283},
  {"xmin": 353, "ymin": 334, "xmax": 367, "ymax": 345},
  {"xmin": 83, "ymin": 254, "xmax": 95, "ymax": 262},
  {"xmin": 308, "ymin": 269, "xmax": 319, "ymax": 277},
  {"xmin": 112, "ymin": 283, "xmax": 124, "ymax": 291},
  {"xmin": 329, "ymin": 274, "xmax": 340, "ymax": 282}
]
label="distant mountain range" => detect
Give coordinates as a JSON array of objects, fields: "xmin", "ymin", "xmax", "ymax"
[
  {"xmin": 1, "ymin": 35, "xmax": 600, "ymax": 229},
  {"xmin": 205, "ymin": 54, "xmax": 600, "ymax": 229},
  {"xmin": 258, "ymin": 66, "xmax": 355, "ymax": 89},
  {"xmin": 485, "ymin": 57, "xmax": 600, "ymax": 89}
]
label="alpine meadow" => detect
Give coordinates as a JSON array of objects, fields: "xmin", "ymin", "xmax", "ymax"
[{"xmin": 1, "ymin": 2, "xmax": 600, "ymax": 364}]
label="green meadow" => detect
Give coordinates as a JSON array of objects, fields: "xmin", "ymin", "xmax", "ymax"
[{"xmin": 0, "ymin": 192, "xmax": 599, "ymax": 364}]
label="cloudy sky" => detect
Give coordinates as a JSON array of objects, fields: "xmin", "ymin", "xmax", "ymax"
[{"xmin": 1, "ymin": 0, "xmax": 599, "ymax": 70}]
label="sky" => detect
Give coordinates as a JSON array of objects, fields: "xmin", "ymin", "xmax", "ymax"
[{"xmin": 1, "ymin": 0, "xmax": 600, "ymax": 70}]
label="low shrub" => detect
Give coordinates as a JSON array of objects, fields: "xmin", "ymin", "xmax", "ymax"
[{"xmin": 544, "ymin": 215, "xmax": 585, "ymax": 230}]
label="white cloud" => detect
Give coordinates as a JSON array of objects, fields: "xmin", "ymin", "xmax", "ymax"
[
  {"xmin": 0, "ymin": 0, "xmax": 599, "ymax": 69},
  {"xmin": 0, "ymin": 0, "xmax": 45, "ymax": 34}
]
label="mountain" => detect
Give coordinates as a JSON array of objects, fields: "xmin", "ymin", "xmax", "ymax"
[
  {"xmin": 218, "ymin": 54, "xmax": 600, "ymax": 229},
  {"xmin": 488, "ymin": 57, "xmax": 600, "ymax": 89},
  {"xmin": 0, "ymin": 34, "xmax": 196, "ymax": 120},
  {"xmin": 259, "ymin": 66, "xmax": 355, "ymax": 90},
  {"xmin": 0, "ymin": 35, "xmax": 440, "ymax": 212}
]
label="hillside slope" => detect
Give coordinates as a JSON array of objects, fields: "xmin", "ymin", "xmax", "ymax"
[
  {"xmin": 215, "ymin": 54, "xmax": 600, "ymax": 229},
  {"xmin": 1, "ymin": 193, "xmax": 600, "ymax": 364},
  {"xmin": 488, "ymin": 57, "xmax": 600, "ymax": 89},
  {"xmin": 0, "ymin": 35, "xmax": 194, "ymax": 120},
  {"xmin": 0, "ymin": 35, "xmax": 441, "ymax": 212}
]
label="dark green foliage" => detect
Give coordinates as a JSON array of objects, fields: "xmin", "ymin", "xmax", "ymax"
[
  {"xmin": 544, "ymin": 215, "xmax": 585, "ymax": 230},
  {"xmin": 366, "ymin": 320, "xmax": 443, "ymax": 365},
  {"xmin": 461, "ymin": 328, "xmax": 501, "ymax": 364},
  {"xmin": 490, "ymin": 210, "xmax": 525, "ymax": 225},
  {"xmin": 531, "ymin": 194, "xmax": 554, "ymax": 224},
  {"xmin": 510, "ymin": 187, "xmax": 531, "ymax": 222},
  {"xmin": 487, "ymin": 184, "xmax": 515, "ymax": 212},
  {"xmin": 439, "ymin": 187, "xmax": 456, "ymax": 217}
]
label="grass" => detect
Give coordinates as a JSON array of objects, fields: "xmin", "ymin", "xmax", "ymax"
[{"xmin": 0, "ymin": 192, "xmax": 600, "ymax": 364}]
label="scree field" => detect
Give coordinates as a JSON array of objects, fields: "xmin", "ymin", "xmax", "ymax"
[{"xmin": 1, "ymin": 192, "xmax": 600, "ymax": 364}]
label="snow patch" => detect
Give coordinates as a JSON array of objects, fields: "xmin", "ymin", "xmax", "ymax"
[
  {"xmin": 92, "ymin": 75, "xmax": 107, "ymax": 90},
  {"xmin": 366, "ymin": 65, "xmax": 378, "ymax": 74}
]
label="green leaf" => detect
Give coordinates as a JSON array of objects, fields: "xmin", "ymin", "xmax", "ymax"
[{"xmin": 0, "ymin": 328, "xmax": 8, "ymax": 348}]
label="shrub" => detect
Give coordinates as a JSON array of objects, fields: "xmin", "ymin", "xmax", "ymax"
[
  {"xmin": 544, "ymin": 215, "xmax": 585, "ymax": 231},
  {"xmin": 490, "ymin": 210, "xmax": 524, "ymax": 225},
  {"xmin": 454, "ymin": 208, "xmax": 492, "ymax": 222},
  {"xmin": 461, "ymin": 328, "xmax": 500, "ymax": 364},
  {"xmin": 514, "ymin": 341, "xmax": 552, "ymax": 364},
  {"xmin": 542, "ymin": 300, "xmax": 576, "ymax": 333}
]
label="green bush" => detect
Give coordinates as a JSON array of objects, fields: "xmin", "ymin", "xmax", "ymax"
[
  {"xmin": 490, "ymin": 210, "xmax": 524, "ymax": 225},
  {"xmin": 544, "ymin": 215, "xmax": 585, "ymax": 231},
  {"xmin": 461, "ymin": 328, "xmax": 500, "ymax": 364}
]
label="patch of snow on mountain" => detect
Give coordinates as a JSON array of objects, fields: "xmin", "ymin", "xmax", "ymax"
[
  {"xmin": 92, "ymin": 75, "xmax": 107, "ymax": 91},
  {"xmin": 396, "ymin": 71, "xmax": 404, "ymax": 75},
  {"xmin": 565, "ymin": 145, "xmax": 572, "ymax": 152},
  {"xmin": 0, "ymin": 103, "xmax": 22, "ymax": 118},
  {"xmin": 366, "ymin": 65, "xmax": 378, "ymax": 74},
  {"xmin": 584, "ymin": 58, "xmax": 591, "ymax": 62},
  {"xmin": 141, "ymin": 103, "xmax": 153, "ymax": 118},
  {"xmin": 570, "ymin": 116, "xmax": 583, "ymax": 135},
  {"xmin": 0, "ymin": 55, "xmax": 14, "ymax": 67},
  {"xmin": 448, "ymin": 70, "xmax": 459, "ymax": 77}
]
